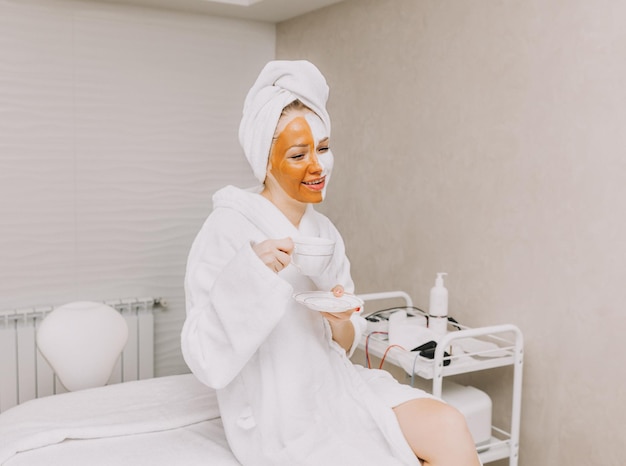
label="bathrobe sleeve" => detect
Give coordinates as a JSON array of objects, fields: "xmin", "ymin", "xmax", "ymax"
[{"xmin": 181, "ymin": 208, "xmax": 293, "ymax": 390}]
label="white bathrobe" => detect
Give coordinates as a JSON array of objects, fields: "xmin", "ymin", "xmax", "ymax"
[{"xmin": 181, "ymin": 185, "xmax": 427, "ymax": 466}]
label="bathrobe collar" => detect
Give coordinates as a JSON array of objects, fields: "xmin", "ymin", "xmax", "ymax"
[{"xmin": 212, "ymin": 185, "xmax": 322, "ymax": 240}]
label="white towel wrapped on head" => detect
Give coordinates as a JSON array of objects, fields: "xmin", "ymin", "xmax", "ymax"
[{"xmin": 238, "ymin": 60, "xmax": 331, "ymax": 182}]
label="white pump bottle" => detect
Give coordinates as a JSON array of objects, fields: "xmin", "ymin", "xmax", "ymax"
[{"xmin": 428, "ymin": 272, "xmax": 448, "ymax": 337}]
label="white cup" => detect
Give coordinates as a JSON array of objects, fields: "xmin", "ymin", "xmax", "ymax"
[{"xmin": 291, "ymin": 236, "xmax": 335, "ymax": 276}]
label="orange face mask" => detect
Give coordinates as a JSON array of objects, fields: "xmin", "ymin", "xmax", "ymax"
[{"xmin": 268, "ymin": 111, "xmax": 333, "ymax": 203}]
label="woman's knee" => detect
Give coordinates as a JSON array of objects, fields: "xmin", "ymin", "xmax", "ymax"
[
  {"xmin": 393, "ymin": 398, "xmax": 476, "ymax": 457},
  {"xmin": 431, "ymin": 401, "xmax": 471, "ymax": 436},
  {"xmin": 395, "ymin": 397, "xmax": 466, "ymax": 429}
]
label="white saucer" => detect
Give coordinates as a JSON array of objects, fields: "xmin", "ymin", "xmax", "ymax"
[{"xmin": 293, "ymin": 291, "xmax": 364, "ymax": 313}]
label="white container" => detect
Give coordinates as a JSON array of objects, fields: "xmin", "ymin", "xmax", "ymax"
[
  {"xmin": 441, "ymin": 382, "xmax": 493, "ymax": 447},
  {"xmin": 388, "ymin": 311, "xmax": 429, "ymax": 349},
  {"xmin": 387, "ymin": 310, "xmax": 407, "ymax": 346},
  {"xmin": 428, "ymin": 272, "xmax": 448, "ymax": 337}
]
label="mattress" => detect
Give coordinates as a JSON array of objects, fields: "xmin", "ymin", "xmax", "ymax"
[{"xmin": 0, "ymin": 374, "xmax": 240, "ymax": 466}]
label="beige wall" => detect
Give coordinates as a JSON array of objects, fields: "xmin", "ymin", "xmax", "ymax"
[{"xmin": 278, "ymin": 0, "xmax": 626, "ymax": 464}]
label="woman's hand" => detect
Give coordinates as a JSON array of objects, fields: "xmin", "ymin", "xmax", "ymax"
[
  {"xmin": 252, "ymin": 237, "xmax": 294, "ymax": 273},
  {"xmin": 321, "ymin": 285, "xmax": 360, "ymax": 320},
  {"xmin": 321, "ymin": 285, "xmax": 361, "ymax": 352}
]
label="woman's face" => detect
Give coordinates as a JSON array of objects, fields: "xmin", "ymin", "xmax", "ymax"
[{"xmin": 267, "ymin": 109, "xmax": 333, "ymax": 204}]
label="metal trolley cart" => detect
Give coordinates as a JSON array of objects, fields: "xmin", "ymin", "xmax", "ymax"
[{"xmin": 357, "ymin": 291, "xmax": 524, "ymax": 466}]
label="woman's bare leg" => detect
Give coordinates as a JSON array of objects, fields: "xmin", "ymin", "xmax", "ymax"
[{"xmin": 393, "ymin": 398, "xmax": 481, "ymax": 466}]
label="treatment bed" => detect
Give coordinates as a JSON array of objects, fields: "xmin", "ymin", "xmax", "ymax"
[{"xmin": 0, "ymin": 373, "xmax": 240, "ymax": 466}]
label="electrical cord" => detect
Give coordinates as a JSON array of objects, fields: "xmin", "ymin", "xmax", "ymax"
[
  {"xmin": 363, "ymin": 331, "xmax": 410, "ymax": 370},
  {"xmin": 364, "ymin": 331, "xmax": 388, "ymax": 369},
  {"xmin": 364, "ymin": 305, "xmax": 428, "ymax": 320},
  {"xmin": 364, "ymin": 305, "xmax": 462, "ymax": 331},
  {"xmin": 379, "ymin": 344, "xmax": 406, "ymax": 370}
]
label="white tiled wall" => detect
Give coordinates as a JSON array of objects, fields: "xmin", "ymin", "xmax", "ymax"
[{"xmin": 0, "ymin": 0, "xmax": 274, "ymax": 375}]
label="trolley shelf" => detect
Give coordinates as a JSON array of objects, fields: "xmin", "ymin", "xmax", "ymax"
[{"xmin": 359, "ymin": 324, "xmax": 521, "ymax": 382}]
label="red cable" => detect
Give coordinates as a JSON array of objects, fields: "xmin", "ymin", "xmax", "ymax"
[
  {"xmin": 364, "ymin": 331, "xmax": 388, "ymax": 368},
  {"xmin": 365, "ymin": 332, "xmax": 406, "ymax": 370},
  {"xmin": 379, "ymin": 344, "xmax": 406, "ymax": 370}
]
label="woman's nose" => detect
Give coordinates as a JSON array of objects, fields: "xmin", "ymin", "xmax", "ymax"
[{"xmin": 308, "ymin": 153, "xmax": 323, "ymax": 173}]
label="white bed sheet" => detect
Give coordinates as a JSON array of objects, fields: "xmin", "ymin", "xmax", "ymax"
[{"xmin": 0, "ymin": 374, "xmax": 241, "ymax": 466}]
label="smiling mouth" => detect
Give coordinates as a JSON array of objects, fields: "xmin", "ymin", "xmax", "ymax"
[{"xmin": 302, "ymin": 176, "xmax": 325, "ymax": 188}]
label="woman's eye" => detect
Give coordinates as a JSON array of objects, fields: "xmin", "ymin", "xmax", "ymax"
[
  {"xmin": 289, "ymin": 153, "xmax": 305, "ymax": 160},
  {"xmin": 318, "ymin": 146, "xmax": 329, "ymax": 153}
]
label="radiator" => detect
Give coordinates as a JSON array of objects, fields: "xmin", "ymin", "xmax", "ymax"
[{"xmin": 0, "ymin": 297, "xmax": 163, "ymax": 413}]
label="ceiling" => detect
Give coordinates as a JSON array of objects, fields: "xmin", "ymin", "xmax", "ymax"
[{"xmin": 87, "ymin": 0, "xmax": 345, "ymax": 22}]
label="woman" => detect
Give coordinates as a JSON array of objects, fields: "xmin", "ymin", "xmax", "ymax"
[{"xmin": 181, "ymin": 60, "xmax": 480, "ymax": 466}]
